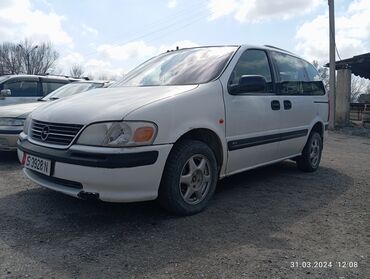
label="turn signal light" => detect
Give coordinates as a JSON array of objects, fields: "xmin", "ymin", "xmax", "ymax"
[{"xmin": 133, "ymin": 127, "xmax": 155, "ymax": 142}]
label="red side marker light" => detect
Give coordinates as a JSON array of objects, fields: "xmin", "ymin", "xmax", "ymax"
[{"xmin": 21, "ymin": 153, "xmax": 27, "ymax": 165}]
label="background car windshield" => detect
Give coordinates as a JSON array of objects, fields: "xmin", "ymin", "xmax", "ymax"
[
  {"xmin": 42, "ymin": 82, "xmax": 102, "ymax": 100},
  {"xmin": 112, "ymin": 46, "xmax": 238, "ymax": 87}
]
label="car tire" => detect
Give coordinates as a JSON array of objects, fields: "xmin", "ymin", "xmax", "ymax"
[
  {"xmin": 296, "ymin": 131, "xmax": 323, "ymax": 172},
  {"xmin": 158, "ymin": 140, "xmax": 218, "ymax": 216}
]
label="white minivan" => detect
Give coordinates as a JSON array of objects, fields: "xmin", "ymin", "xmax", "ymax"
[{"xmin": 17, "ymin": 45, "xmax": 329, "ymax": 215}]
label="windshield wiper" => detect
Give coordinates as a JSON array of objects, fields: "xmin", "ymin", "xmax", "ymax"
[{"xmin": 48, "ymin": 97, "xmax": 60, "ymax": 101}]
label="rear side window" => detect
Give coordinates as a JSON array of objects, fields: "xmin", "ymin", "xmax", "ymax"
[
  {"xmin": 302, "ymin": 61, "xmax": 325, "ymax": 95},
  {"xmin": 42, "ymin": 82, "xmax": 68, "ymax": 96},
  {"xmin": 272, "ymin": 51, "xmax": 325, "ymax": 95},
  {"xmin": 304, "ymin": 62, "xmax": 320, "ymax": 81},
  {"xmin": 3, "ymin": 81, "xmax": 39, "ymax": 97},
  {"xmin": 229, "ymin": 49, "xmax": 273, "ymax": 93}
]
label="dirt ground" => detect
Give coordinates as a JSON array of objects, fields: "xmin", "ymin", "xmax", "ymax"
[{"xmin": 0, "ymin": 132, "xmax": 369, "ymax": 279}]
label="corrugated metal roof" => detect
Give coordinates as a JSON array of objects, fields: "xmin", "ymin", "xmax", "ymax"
[{"xmin": 325, "ymin": 53, "xmax": 370, "ymax": 79}]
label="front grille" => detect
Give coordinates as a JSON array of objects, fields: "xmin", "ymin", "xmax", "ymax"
[{"xmin": 31, "ymin": 120, "xmax": 83, "ymax": 146}]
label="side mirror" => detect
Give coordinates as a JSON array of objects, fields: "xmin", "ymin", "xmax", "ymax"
[
  {"xmin": 0, "ymin": 89, "xmax": 11, "ymax": 98},
  {"xmin": 229, "ymin": 75, "xmax": 267, "ymax": 95}
]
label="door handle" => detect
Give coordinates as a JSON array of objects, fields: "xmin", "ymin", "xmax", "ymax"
[
  {"xmin": 284, "ymin": 100, "xmax": 292, "ymax": 110},
  {"xmin": 271, "ymin": 100, "xmax": 280, "ymax": 110}
]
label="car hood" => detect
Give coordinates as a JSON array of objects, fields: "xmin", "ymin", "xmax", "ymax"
[
  {"xmin": 31, "ymin": 85, "xmax": 198, "ymax": 125},
  {"xmin": 0, "ymin": 102, "xmax": 45, "ymax": 118}
]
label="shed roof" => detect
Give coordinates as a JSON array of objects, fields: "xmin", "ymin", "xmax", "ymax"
[{"xmin": 326, "ymin": 53, "xmax": 370, "ymax": 79}]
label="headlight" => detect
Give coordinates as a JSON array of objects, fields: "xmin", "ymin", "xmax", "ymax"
[
  {"xmin": 77, "ymin": 121, "xmax": 157, "ymax": 147},
  {"xmin": 0, "ymin": 117, "xmax": 25, "ymax": 127}
]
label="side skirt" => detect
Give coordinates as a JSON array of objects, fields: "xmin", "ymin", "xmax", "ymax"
[{"xmin": 220, "ymin": 153, "xmax": 302, "ymax": 179}]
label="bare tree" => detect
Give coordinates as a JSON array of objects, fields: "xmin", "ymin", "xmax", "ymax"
[
  {"xmin": 0, "ymin": 39, "xmax": 59, "ymax": 75},
  {"xmin": 350, "ymin": 75, "xmax": 370, "ymax": 102},
  {"xmin": 313, "ymin": 60, "xmax": 329, "ymax": 93},
  {"xmin": 96, "ymin": 73, "xmax": 109, "ymax": 80},
  {"xmin": 0, "ymin": 42, "xmax": 22, "ymax": 75},
  {"xmin": 70, "ymin": 64, "xmax": 84, "ymax": 78},
  {"xmin": 312, "ymin": 60, "xmax": 319, "ymax": 69}
]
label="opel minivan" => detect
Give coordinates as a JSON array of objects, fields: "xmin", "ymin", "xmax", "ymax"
[{"xmin": 17, "ymin": 45, "xmax": 329, "ymax": 215}]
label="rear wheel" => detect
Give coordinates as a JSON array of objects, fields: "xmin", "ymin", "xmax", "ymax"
[
  {"xmin": 158, "ymin": 140, "xmax": 218, "ymax": 215},
  {"xmin": 296, "ymin": 131, "xmax": 323, "ymax": 172}
]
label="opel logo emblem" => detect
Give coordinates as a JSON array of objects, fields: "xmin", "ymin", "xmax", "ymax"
[{"xmin": 41, "ymin": 126, "xmax": 50, "ymax": 141}]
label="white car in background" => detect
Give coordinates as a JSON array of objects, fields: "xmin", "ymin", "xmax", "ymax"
[
  {"xmin": 0, "ymin": 81, "xmax": 109, "ymax": 151},
  {"xmin": 0, "ymin": 74, "xmax": 80, "ymax": 106},
  {"xmin": 17, "ymin": 45, "xmax": 328, "ymax": 215}
]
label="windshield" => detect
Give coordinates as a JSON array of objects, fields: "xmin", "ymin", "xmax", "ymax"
[
  {"xmin": 112, "ymin": 46, "xmax": 238, "ymax": 87},
  {"xmin": 42, "ymin": 82, "xmax": 103, "ymax": 100}
]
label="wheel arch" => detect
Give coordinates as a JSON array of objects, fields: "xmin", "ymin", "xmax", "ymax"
[
  {"xmin": 173, "ymin": 128, "xmax": 225, "ymax": 173},
  {"xmin": 310, "ymin": 121, "xmax": 324, "ymax": 139}
]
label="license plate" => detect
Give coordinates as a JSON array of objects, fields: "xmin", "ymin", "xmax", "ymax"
[{"xmin": 23, "ymin": 153, "xmax": 51, "ymax": 176}]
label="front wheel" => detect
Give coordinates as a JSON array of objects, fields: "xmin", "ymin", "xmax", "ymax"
[
  {"xmin": 296, "ymin": 131, "xmax": 323, "ymax": 172},
  {"xmin": 158, "ymin": 140, "xmax": 218, "ymax": 216}
]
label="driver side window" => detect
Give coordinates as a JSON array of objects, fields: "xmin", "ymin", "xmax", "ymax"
[{"xmin": 229, "ymin": 49, "xmax": 273, "ymax": 93}]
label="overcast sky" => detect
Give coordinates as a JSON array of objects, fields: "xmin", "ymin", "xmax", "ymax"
[{"xmin": 0, "ymin": 0, "xmax": 369, "ymax": 78}]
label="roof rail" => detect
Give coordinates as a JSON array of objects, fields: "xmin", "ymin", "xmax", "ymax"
[
  {"xmin": 43, "ymin": 73, "xmax": 89, "ymax": 80},
  {"xmin": 43, "ymin": 73, "xmax": 70, "ymax": 78},
  {"xmin": 264, "ymin": 45, "xmax": 294, "ymax": 54},
  {"xmin": 166, "ymin": 46, "xmax": 180, "ymax": 52}
]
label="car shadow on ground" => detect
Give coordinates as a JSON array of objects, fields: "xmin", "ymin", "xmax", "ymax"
[
  {"xmin": 0, "ymin": 151, "xmax": 18, "ymax": 162},
  {"xmin": 0, "ymin": 151, "xmax": 21, "ymax": 173},
  {"xmin": 0, "ymin": 161, "xmax": 352, "ymax": 278}
]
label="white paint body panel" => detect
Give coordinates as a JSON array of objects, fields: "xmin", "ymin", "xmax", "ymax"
[
  {"xmin": 17, "ymin": 45, "xmax": 329, "ymax": 202},
  {"xmin": 0, "ymin": 102, "xmax": 44, "ymax": 116},
  {"xmin": 0, "ymin": 96, "xmax": 40, "ymax": 106},
  {"xmin": 277, "ymin": 95, "xmax": 315, "ymax": 157},
  {"xmin": 219, "ymin": 46, "xmax": 280, "ymax": 173},
  {"xmin": 125, "ymin": 81, "xmax": 228, "ymax": 176},
  {"xmin": 222, "ymin": 91, "xmax": 282, "ymax": 173},
  {"xmin": 31, "ymin": 85, "xmax": 197, "ymax": 125}
]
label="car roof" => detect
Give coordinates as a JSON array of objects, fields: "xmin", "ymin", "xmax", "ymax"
[
  {"xmin": 69, "ymin": 80, "xmax": 104, "ymax": 84},
  {"xmin": 7, "ymin": 74, "xmax": 69, "ymax": 80},
  {"xmin": 0, "ymin": 74, "xmax": 86, "ymax": 82}
]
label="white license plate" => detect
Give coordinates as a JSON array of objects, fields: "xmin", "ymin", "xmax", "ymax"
[{"xmin": 23, "ymin": 153, "xmax": 51, "ymax": 176}]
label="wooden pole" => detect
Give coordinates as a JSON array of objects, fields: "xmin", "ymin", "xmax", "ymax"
[{"xmin": 328, "ymin": 0, "xmax": 336, "ymax": 130}]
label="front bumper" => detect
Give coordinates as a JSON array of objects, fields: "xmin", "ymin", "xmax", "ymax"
[
  {"xmin": 0, "ymin": 129, "xmax": 22, "ymax": 151},
  {"xmin": 17, "ymin": 138, "xmax": 173, "ymax": 202}
]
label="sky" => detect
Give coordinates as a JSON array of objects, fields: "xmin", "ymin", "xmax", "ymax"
[{"xmin": 0, "ymin": 0, "xmax": 369, "ymax": 79}]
